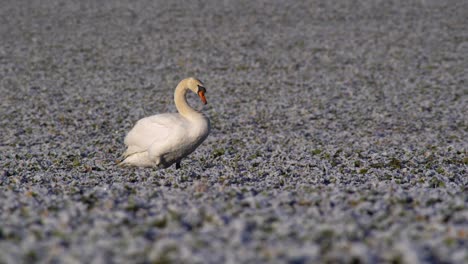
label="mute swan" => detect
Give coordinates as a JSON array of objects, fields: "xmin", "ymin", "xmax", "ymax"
[{"xmin": 121, "ymin": 77, "xmax": 210, "ymax": 169}]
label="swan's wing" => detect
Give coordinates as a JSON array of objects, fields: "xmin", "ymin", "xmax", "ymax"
[{"xmin": 123, "ymin": 114, "xmax": 179, "ymax": 157}]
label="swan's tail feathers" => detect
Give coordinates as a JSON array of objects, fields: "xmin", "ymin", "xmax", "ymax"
[
  {"xmin": 115, "ymin": 157, "xmax": 128, "ymax": 167},
  {"xmin": 116, "ymin": 150, "xmax": 132, "ymax": 167},
  {"xmin": 117, "ymin": 146, "xmax": 143, "ymax": 167},
  {"xmin": 119, "ymin": 151, "xmax": 155, "ymax": 167}
]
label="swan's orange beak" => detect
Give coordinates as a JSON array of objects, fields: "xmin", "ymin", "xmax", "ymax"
[{"xmin": 198, "ymin": 91, "xmax": 207, "ymax": 105}]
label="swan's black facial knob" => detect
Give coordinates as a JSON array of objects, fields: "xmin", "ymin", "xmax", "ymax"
[
  {"xmin": 197, "ymin": 85, "xmax": 207, "ymax": 105},
  {"xmin": 197, "ymin": 85, "xmax": 206, "ymax": 94}
]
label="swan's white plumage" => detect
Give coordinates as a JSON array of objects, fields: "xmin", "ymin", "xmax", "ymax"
[{"xmin": 121, "ymin": 78, "xmax": 210, "ymax": 168}]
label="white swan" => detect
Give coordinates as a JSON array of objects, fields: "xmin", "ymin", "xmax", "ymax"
[{"xmin": 120, "ymin": 77, "xmax": 210, "ymax": 169}]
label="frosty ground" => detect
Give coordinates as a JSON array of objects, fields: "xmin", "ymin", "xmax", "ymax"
[{"xmin": 0, "ymin": 0, "xmax": 467, "ymax": 263}]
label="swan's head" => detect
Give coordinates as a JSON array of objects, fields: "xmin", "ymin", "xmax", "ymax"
[{"xmin": 185, "ymin": 77, "xmax": 207, "ymax": 105}]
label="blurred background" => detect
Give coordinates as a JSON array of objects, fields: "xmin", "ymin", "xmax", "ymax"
[{"xmin": 0, "ymin": 0, "xmax": 467, "ymax": 263}]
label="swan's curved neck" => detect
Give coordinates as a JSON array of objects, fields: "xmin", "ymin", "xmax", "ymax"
[{"xmin": 174, "ymin": 81, "xmax": 199, "ymax": 118}]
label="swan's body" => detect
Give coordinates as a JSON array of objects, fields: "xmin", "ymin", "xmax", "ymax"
[{"xmin": 121, "ymin": 78, "xmax": 210, "ymax": 168}]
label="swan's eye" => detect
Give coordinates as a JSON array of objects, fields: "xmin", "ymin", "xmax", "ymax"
[{"xmin": 197, "ymin": 85, "xmax": 206, "ymax": 93}]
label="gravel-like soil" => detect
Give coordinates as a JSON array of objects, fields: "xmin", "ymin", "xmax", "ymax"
[{"xmin": 1, "ymin": 0, "xmax": 467, "ymax": 263}]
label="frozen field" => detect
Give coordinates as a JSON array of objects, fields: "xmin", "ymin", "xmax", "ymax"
[{"xmin": 0, "ymin": 0, "xmax": 467, "ymax": 263}]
